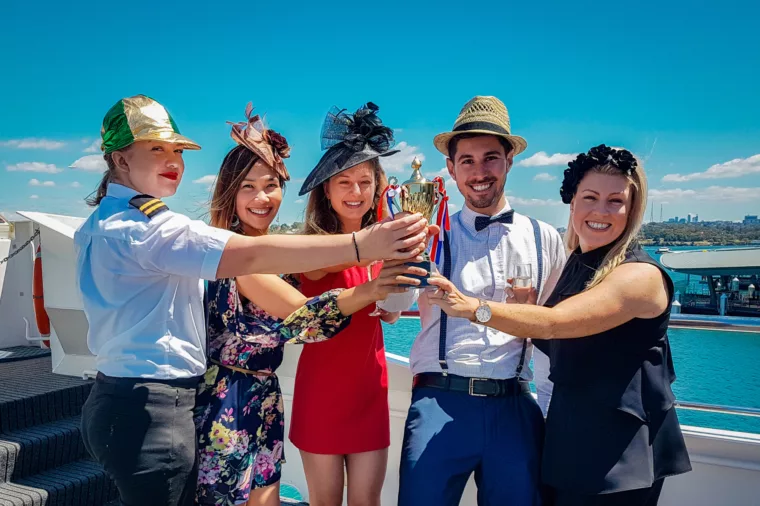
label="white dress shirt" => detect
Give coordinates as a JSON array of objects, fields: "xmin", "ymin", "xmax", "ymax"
[
  {"xmin": 74, "ymin": 183, "xmax": 233, "ymax": 379},
  {"xmin": 411, "ymin": 200, "xmax": 567, "ymax": 381}
]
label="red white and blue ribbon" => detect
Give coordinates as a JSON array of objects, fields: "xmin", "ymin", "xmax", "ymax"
[
  {"xmin": 430, "ymin": 176, "xmax": 450, "ymax": 265},
  {"xmin": 378, "ymin": 183, "xmax": 402, "ymax": 221}
]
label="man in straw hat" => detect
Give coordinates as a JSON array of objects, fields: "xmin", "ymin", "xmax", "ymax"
[{"xmin": 397, "ymin": 96, "xmax": 567, "ymax": 505}]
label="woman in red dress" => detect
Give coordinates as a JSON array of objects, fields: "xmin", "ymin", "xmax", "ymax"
[{"xmin": 290, "ymin": 103, "xmax": 423, "ymax": 506}]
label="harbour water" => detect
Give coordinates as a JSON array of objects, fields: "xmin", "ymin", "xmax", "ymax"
[{"xmin": 382, "ymin": 245, "xmax": 760, "ymax": 435}]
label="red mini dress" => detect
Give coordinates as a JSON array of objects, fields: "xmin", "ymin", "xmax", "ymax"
[{"xmin": 289, "ymin": 264, "xmax": 391, "ymax": 454}]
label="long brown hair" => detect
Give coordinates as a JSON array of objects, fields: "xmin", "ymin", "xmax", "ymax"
[
  {"xmin": 303, "ymin": 158, "xmax": 388, "ymax": 235},
  {"xmin": 209, "ymin": 145, "xmax": 287, "ymax": 233},
  {"xmin": 564, "ymin": 155, "xmax": 648, "ymax": 290}
]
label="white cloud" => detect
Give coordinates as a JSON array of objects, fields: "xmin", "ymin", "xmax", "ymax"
[
  {"xmin": 648, "ymin": 188, "xmax": 697, "ymax": 200},
  {"xmin": 0, "ymin": 138, "xmax": 66, "ymax": 150},
  {"xmin": 30, "ymin": 195, "xmax": 39, "ymax": 199},
  {"xmin": 295, "ymin": 199, "xmax": 305, "ymax": 204},
  {"xmin": 29, "ymin": 179, "xmax": 55, "ymax": 187},
  {"xmin": 662, "ymin": 154, "xmax": 760, "ymax": 182},
  {"xmin": 83, "ymin": 139, "xmax": 101, "ymax": 153},
  {"xmin": 7, "ymin": 162, "xmax": 63, "ymax": 174},
  {"xmin": 517, "ymin": 151, "xmax": 576, "ymax": 167},
  {"xmin": 533, "ymin": 172, "xmax": 557, "ymax": 182},
  {"xmin": 70, "ymin": 181, "xmax": 82, "ymax": 188},
  {"xmin": 650, "ymin": 186, "xmax": 759, "ymax": 202},
  {"xmin": 448, "ymin": 202, "xmax": 459, "ymax": 211},
  {"xmin": 291, "ymin": 177, "xmax": 305, "ymax": 183},
  {"xmin": 507, "ymin": 196, "xmax": 564, "ymax": 207},
  {"xmin": 70, "ymin": 155, "xmax": 107, "ymax": 172},
  {"xmin": 380, "ymin": 142, "xmax": 425, "ymax": 174},
  {"xmin": 193, "ymin": 175, "xmax": 217, "ymax": 186}
]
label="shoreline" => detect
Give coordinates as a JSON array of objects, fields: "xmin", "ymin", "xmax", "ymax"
[{"xmin": 640, "ymin": 241, "xmax": 760, "ymax": 247}]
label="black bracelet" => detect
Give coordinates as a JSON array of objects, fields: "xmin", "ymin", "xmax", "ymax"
[{"xmin": 352, "ymin": 232, "xmax": 361, "ymax": 262}]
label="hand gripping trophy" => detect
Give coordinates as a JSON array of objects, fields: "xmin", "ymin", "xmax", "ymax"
[{"xmin": 382, "ymin": 156, "xmax": 450, "ymax": 288}]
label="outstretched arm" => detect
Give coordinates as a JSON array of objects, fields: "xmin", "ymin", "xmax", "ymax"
[
  {"xmin": 427, "ymin": 262, "xmax": 670, "ymax": 339},
  {"xmin": 216, "ymin": 214, "xmax": 428, "ymax": 279},
  {"xmin": 238, "ymin": 260, "xmax": 427, "ymax": 320}
]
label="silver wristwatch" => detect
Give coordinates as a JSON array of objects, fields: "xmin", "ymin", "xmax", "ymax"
[{"xmin": 474, "ymin": 298, "xmax": 492, "ymax": 323}]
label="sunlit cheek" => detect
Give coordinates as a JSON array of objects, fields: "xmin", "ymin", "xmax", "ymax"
[
  {"xmin": 268, "ymin": 191, "xmax": 283, "ymax": 209},
  {"xmin": 485, "ymin": 160, "xmax": 505, "ymax": 173}
]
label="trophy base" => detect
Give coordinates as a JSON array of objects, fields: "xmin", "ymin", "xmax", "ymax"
[{"xmin": 401, "ymin": 257, "xmax": 434, "ymax": 288}]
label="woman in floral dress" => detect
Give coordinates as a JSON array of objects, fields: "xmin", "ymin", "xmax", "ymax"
[{"xmin": 194, "ymin": 104, "xmax": 427, "ymax": 506}]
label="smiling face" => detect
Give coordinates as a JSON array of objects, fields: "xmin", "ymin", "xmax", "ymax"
[
  {"xmin": 571, "ymin": 171, "xmax": 633, "ymax": 252},
  {"xmin": 234, "ymin": 160, "xmax": 283, "ymax": 235},
  {"xmin": 323, "ymin": 162, "xmax": 377, "ymax": 232},
  {"xmin": 111, "ymin": 140, "xmax": 186, "ymax": 198},
  {"xmin": 447, "ymin": 135, "xmax": 513, "ymax": 216}
]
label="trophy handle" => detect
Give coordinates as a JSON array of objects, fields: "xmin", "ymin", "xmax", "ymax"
[{"xmin": 432, "ymin": 176, "xmax": 446, "ymax": 210}]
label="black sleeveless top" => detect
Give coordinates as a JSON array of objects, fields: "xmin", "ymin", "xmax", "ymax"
[{"xmin": 538, "ymin": 244, "xmax": 692, "ymax": 494}]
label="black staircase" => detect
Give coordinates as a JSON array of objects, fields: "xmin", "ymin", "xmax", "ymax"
[
  {"xmin": 0, "ymin": 349, "xmax": 118, "ymax": 505},
  {"xmin": 0, "ymin": 348, "xmax": 308, "ymax": 506}
]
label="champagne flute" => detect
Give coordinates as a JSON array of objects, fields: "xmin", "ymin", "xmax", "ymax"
[{"xmin": 511, "ymin": 263, "xmax": 533, "ymax": 304}]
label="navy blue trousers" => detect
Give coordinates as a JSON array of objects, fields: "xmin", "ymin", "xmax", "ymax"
[{"xmin": 398, "ymin": 385, "xmax": 545, "ymax": 506}]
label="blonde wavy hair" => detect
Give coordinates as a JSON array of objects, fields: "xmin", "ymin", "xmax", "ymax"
[{"xmin": 564, "ymin": 154, "xmax": 648, "ymax": 290}]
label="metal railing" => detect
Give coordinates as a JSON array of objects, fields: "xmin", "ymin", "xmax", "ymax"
[{"xmin": 675, "ymin": 401, "xmax": 760, "ymax": 419}]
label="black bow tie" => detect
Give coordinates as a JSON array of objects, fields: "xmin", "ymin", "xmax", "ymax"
[{"xmin": 474, "ymin": 210, "xmax": 514, "ymax": 232}]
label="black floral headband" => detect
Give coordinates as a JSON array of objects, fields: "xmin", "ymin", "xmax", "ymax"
[{"xmin": 560, "ymin": 144, "xmax": 637, "ymax": 204}]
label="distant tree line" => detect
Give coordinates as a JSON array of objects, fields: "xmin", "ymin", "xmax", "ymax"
[
  {"xmin": 269, "ymin": 222, "xmax": 304, "ymax": 234},
  {"xmin": 638, "ymin": 222, "xmax": 760, "ymax": 245}
]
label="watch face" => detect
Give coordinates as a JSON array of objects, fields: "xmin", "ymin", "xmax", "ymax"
[{"xmin": 476, "ymin": 302, "xmax": 492, "ymax": 323}]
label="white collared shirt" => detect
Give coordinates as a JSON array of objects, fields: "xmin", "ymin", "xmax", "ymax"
[
  {"xmin": 411, "ymin": 200, "xmax": 567, "ymax": 380},
  {"xmin": 74, "ymin": 183, "xmax": 233, "ymax": 379}
]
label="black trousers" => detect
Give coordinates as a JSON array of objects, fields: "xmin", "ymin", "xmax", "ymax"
[
  {"xmin": 81, "ymin": 372, "xmax": 200, "ymax": 506},
  {"xmin": 551, "ymin": 479, "xmax": 664, "ymax": 506}
]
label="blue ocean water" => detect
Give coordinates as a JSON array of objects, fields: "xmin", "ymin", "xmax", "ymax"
[
  {"xmin": 382, "ymin": 245, "xmax": 760, "ymax": 435},
  {"xmin": 383, "ymin": 320, "xmax": 760, "ymax": 434}
]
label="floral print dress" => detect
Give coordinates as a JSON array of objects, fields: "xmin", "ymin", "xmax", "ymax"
[{"xmin": 194, "ymin": 277, "xmax": 350, "ymax": 505}]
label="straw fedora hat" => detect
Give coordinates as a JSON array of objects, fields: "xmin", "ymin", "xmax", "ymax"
[{"xmin": 433, "ymin": 96, "xmax": 527, "ymax": 157}]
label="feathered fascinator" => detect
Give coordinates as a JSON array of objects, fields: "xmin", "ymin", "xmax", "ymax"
[
  {"xmin": 299, "ymin": 102, "xmax": 398, "ymax": 195},
  {"xmin": 228, "ymin": 102, "xmax": 291, "ymax": 181}
]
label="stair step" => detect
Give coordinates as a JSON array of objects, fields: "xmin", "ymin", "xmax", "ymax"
[
  {"xmin": 0, "ymin": 348, "xmax": 51, "ymax": 366},
  {"xmin": 0, "ymin": 358, "xmax": 92, "ymax": 433},
  {"xmin": 0, "ymin": 459, "xmax": 117, "ymax": 506},
  {"xmin": 0, "ymin": 416, "xmax": 85, "ymax": 483}
]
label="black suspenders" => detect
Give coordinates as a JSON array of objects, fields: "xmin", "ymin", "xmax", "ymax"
[
  {"xmin": 437, "ymin": 216, "xmax": 544, "ymax": 379},
  {"xmin": 438, "ymin": 230, "xmax": 452, "ymax": 374}
]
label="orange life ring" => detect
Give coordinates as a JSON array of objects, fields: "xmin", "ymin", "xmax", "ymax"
[{"xmin": 33, "ymin": 244, "xmax": 51, "ymax": 348}]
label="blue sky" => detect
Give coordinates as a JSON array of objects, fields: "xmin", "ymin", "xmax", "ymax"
[{"xmin": 1, "ymin": 0, "xmax": 759, "ymax": 228}]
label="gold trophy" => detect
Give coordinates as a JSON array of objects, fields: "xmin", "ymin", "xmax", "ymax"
[{"xmin": 386, "ymin": 156, "xmax": 444, "ymax": 288}]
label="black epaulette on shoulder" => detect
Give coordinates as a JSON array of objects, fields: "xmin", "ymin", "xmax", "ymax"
[{"xmin": 129, "ymin": 194, "xmax": 169, "ymax": 219}]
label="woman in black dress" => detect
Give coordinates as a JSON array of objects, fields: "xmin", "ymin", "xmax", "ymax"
[{"xmin": 427, "ymin": 145, "xmax": 692, "ymax": 506}]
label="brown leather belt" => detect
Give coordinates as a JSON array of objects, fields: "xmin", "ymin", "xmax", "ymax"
[{"xmin": 210, "ymin": 359, "xmax": 274, "ymax": 377}]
